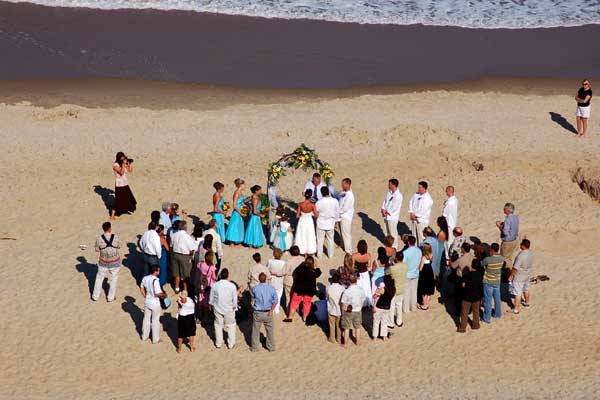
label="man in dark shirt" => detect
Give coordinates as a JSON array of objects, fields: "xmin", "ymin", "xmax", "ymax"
[
  {"xmin": 576, "ymin": 79, "xmax": 592, "ymax": 138},
  {"xmin": 458, "ymin": 264, "xmax": 482, "ymax": 333}
]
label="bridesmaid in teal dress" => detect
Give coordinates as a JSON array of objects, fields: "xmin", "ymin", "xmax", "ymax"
[
  {"xmin": 244, "ymin": 185, "xmax": 266, "ymax": 248},
  {"xmin": 212, "ymin": 182, "xmax": 226, "ymax": 240},
  {"xmin": 225, "ymin": 178, "xmax": 246, "ymax": 246}
]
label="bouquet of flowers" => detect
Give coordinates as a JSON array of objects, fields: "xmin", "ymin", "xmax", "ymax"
[
  {"xmin": 240, "ymin": 204, "xmax": 250, "ymax": 217},
  {"xmin": 222, "ymin": 201, "xmax": 231, "ymax": 214},
  {"xmin": 259, "ymin": 193, "xmax": 270, "ymax": 224},
  {"xmin": 268, "ymin": 162, "xmax": 286, "ymax": 186},
  {"xmin": 319, "ymin": 163, "xmax": 335, "ymax": 183},
  {"xmin": 287, "ymin": 143, "xmax": 318, "ymax": 171}
]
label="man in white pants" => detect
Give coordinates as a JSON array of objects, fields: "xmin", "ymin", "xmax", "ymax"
[
  {"xmin": 442, "ymin": 185, "xmax": 458, "ymax": 245},
  {"xmin": 381, "ymin": 178, "xmax": 403, "ymax": 249},
  {"xmin": 408, "ymin": 181, "xmax": 433, "ymax": 246},
  {"xmin": 92, "ymin": 222, "xmax": 121, "ymax": 302},
  {"xmin": 315, "ymin": 186, "xmax": 340, "ymax": 259},
  {"xmin": 209, "ymin": 268, "xmax": 238, "ymax": 349},
  {"xmin": 140, "ymin": 265, "xmax": 166, "ymax": 344},
  {"xmin": 337, "ymin": 178, "xmax": 355, "ymax": 254}
]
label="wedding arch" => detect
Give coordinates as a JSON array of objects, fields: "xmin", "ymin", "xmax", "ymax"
[{"xmin": 266, "ymin": 143, "xmax": 335, "ymax": 238}]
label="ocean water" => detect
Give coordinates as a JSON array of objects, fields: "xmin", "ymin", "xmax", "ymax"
[{"xmin": 8, "ymin": 0, "xmax": 600, "ymax": 29}]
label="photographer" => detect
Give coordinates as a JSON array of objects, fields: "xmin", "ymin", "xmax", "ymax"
[{"xmin": 110, "ymin": 151, "xmax": 137, "ymax": 220}]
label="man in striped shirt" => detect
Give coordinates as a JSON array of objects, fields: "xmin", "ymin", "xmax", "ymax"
[{"xmin": 481, "ymin": 243, "xmax": 504, "ymax": 323}]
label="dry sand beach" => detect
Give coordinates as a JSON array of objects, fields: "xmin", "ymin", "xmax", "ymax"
[{"xmin": 1, "ymin": 77, "xmax": 600, "ymax": 399}]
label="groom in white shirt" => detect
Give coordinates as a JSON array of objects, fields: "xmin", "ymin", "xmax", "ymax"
[
  {"xmin": 408, "ymin": 181, "xmax": 434, "ymax": 246},
  {"xmin": 337, "ymin": 178, "xmax": 355, "ymax": 254},
  {"xmin": 316, "ymin": 186, "xmax": 340, "ymax": 259},
  {"xmin": 381, "ymin": 178, "xmax": 403, "ymax": 249},
  {"xmin": 442, "ymin": 185, "xmax": 458, "ymax": 244}
]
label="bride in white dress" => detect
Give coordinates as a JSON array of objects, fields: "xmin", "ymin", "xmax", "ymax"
[{"xmin": 294, "ymin": 190, "xmax": 318, "ymax": 255}]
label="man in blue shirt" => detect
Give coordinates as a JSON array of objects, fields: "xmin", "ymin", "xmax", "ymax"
[
  {"xmin": 251, "ymin": 272, "xmax": 278, "ymax": 352},
  {"xmin": 496, "ymin": 202, "xmax": 520, "ymax": 267},
  {"xmin": 422, "ymin": 227, "xmax": 442, "ymax": 277},
  {"xmin": 402, "ymin": 236, "xmax": 422, "ymax": 313}
]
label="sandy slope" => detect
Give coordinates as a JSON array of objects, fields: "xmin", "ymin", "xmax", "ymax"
[{"xmin": 0, "ymin": 78, "xmax": 599, "ymax": 399}]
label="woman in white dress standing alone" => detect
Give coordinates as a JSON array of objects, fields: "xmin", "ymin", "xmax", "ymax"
[{"xmin": 294, "ymin": 189, "xmax": 318, "ymax": 255}]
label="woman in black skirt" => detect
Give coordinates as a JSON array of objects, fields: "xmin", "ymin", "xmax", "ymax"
[
  {"xmin": 417, "ymin": 243, "xmax": 435, "ymax": 310},
  {"xmin": 176, "ymin": 290, "xmax": 196, "ymax": 353},
  {"xmin": 110, "ymin": 152, "xmax": 137, "ymax": 220}
]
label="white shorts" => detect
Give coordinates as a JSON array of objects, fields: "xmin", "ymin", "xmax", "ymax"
[{"xmin": 576, "ymin": 106, "xmax": 591, "ymax": 119}]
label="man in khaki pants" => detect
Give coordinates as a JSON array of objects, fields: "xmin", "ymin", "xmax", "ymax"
[
  {"xmin": 496, "ymin": 202, "xmax": 520, "ymax": 267},
  {"xmin": 337, "ymin": 178, "xmax": 355, "ymax": 254}
]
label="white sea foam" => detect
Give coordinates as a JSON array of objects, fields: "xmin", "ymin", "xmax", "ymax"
[{"xmin": 8, "ymin": 0, "xmax": 600, "ymax": 29}]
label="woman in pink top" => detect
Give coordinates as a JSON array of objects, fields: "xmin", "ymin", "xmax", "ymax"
[
  {"xmin": 110, "ymin": 152, "xmax": 137, "ymax": 220},
  {"xmin": 197, "ymin": 250, "xmax": 217, "ymax": 312}
]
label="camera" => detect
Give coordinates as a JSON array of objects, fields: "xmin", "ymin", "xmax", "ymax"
[{"xmin": 127, "ymin": 158, "xmax": 134, "ymax": 164}]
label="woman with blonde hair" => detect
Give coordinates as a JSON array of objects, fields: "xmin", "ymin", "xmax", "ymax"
[
  {"xmin": 418, "ymin": 243, "xmax": 435, "ymax": 310},
  {"xmin": 338, "ymin": 253, "xmax": 355, "ymax": 287}
]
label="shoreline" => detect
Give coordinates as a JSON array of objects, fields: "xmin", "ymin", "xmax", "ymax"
[
  {"xmin": 0, "ymin": 76, "xmax": 588, "ymax": 110},
  {"xmin": 1, "ymin": 1, "xmax": 599, "ymax": 88}
]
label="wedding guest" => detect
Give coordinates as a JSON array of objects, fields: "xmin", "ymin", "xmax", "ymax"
[
  {"xmin": 384, "ymin": 236, "xmax": 396, "ymax": 262},
  {"xmin": 92, "ymin": 222, "xmax": 121, "ymax": 302},
  {"xmin": 422, "ymin": 226, "xmax": 442, "ymax": 280},
  {"xmin": 198, "ymin": 251, "xmax": 218, "ymax": 312},
  {"xmin": 139, "ymin": 221, "xmax": 161, "ymax": 276},
  {"xmin": 150, "ymin": 210, "xmax": 160, "ymax": 226},
  {"xmin": 372, "ymin": 275, "xmax": 396, "ymax": 341},
  {"xmin": 386, "ymin": 251, "xmax": 408, "ymax": 327},
  {"xmin": 576, "ymin": 79, "xmax": 592, "ymax": 138},
  {"xmin": 159, "ymin": 202, "xmax": 172, "ymax": 232},
  {"xmin": 326, "ymin": 273, "xmax": 345, "ymax": 343},
  {"xmin": 171, "ymin": 220, "xmax": 196, "ymax": 293},
  {"xmin": 402, "ymin": 236, "xmax": 421, "ymax": 313},
  {"xmin": 340, "ymin": 275, "xmax": 366, "ymax": 348},
  {"xmin": 176, "ymin": 290, "xmax": 196, "ymax": 353},
  {"xmin": 140, "ymin": 265, "xmax": 166, "ymax": 344},
  {"xmin": 225, "ymin": 178, "xmax": 246, "ymax": 246},
  {"xmin": 170, "ymin": 203, "xmax": 187, "ymax": 223},
  {"xmin": 450, "ymin": 242, "xmax": 474, "ymax": 315},
  {"xmin": 436, "ymin": 217, "xmax": 451, "ymax": 297},
  {"xmin": 408, "ymin": 181, "xmax": 433, "ymax": 245},
  {"xmin": 251, "ymin": 272, "xmax": 278, "ymax": 352},
  {"xmin": 212, "ymin": 182, "xmax": 227, "ymax": 240},
  {"xmin": 285, "ymin": 256, "xmax": 321, "ymax": 323},
  {"xmin": 191, "ymin": 223, "xmax": 205, "ymax": 266},
  {"xmin": 448, "ymin": 226, "xmax": 467, "ymax": 257},
  {"xmin": 482, "ymin": 243, "xmax": 504, "ymax": 323},
  {"xmin": 337, "ymin": 178, "xmax": 355, "ymax": 254},
  {"xmin": 457, "ymin": 262, "xmax": 483, "ymax": 333},
  {"xmin": 283, "ymin": 246, "xmax": 304, "ymax": 311},
  {"xmin": 381, "ymin": 178, "xmax": 403, "ymax": 248},
  {"xmin": 315, "ymin": 186, "xmax": 340, "ymax": 259},
  {"xmin": 244, "ymin": 185, "xmax": 265, "ymax": 249},
  {"xmin": 204, "ymin": 219, "xmax": 224, "ymax": 273},
  {"xmin": 417, "ymin": 243, "xmax": 435, "ymax": 311},
  {"xmin": 399, "ymin": 234, "xmax": 410, "ymax": 253},
  {"xmin": 304, "ymin": 172, "xmax": 326, "ymax": 202},
  {"xmin": 157, "ymin": 224, "xmax": 169, "ymax": 286},
  {"xmin": 508, "ymin": 239, "xmax": 534, "ymax": 314},
  {"xmin": 248, "ymin": 253, "xmax": 270, "ymax": 290},
  {"xmin": 294, "ymin": 190, "xmax": 318, "ymax": 255},
  {"xmin": 496, "ymin": 203, "xmax": 519, "ymax": 267},
  {"xmin": 338, "ymin": 253, "xmax": 356, "ymax": 287},
  {"xmin": 352, "ymin": 240, "xmax": 373, "ymax": 307},
  {"xmin": 442, "ymin": 185, "xmax": 458, "ymax": 243},
  {"xmin": 371, "ymin": 247, "xmax": 388, "ymax": 293},
  {"xmin": 209, "ymin": 268, "xmax": 238, "ymax": 349},
  {"xmin": 267, "ymin": 248, "xmax": 286, "ymax": 314},
  {"xmin": 110, "ymin": 152, "xmax": 136, "ymax": 220}
]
